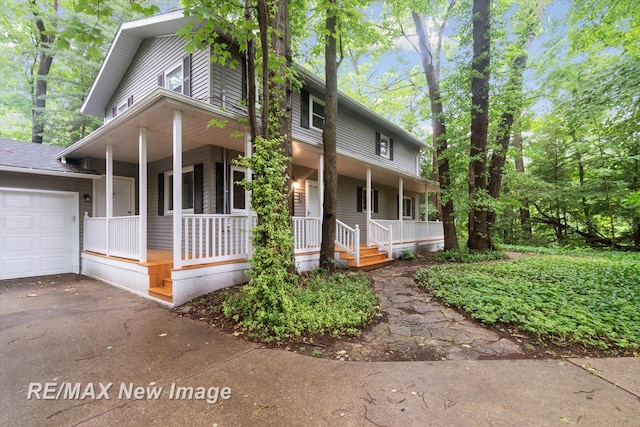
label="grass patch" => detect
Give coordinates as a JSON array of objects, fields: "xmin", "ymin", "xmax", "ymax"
[
  {"xmin": 415, "ymin": 254, "xmax": 640, "ymax": 352},
  {"xmin": 222, "ymin": 271, "xmax": 377, "ymax": 341},
  {"xmin": 431, "ymin": 248, "xmax": 508, "ymax": 263}
]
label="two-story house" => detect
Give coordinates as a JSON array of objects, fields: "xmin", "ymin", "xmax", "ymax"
[{"xmin": 47, "ymin": 10, "xmax": 444, "ymax": 306}]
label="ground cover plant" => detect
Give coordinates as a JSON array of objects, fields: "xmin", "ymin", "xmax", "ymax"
[
  {"xmin": 415, "ymin": 252, "xmax": 640, "ymax": 354},
  {"xmin": 430, "ymin": 248, "xmax": 508, "ymax": 263},
  {"xmin": 221, "ymin": 270, "xmax": 378, "ymax": 341}
]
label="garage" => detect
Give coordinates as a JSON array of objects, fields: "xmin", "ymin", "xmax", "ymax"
[{"xmin": 0, "ymin": 189, "xmax": 79, "ymax": 280}]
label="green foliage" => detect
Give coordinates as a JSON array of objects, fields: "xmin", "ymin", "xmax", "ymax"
[
  {"xmin": 431, "ymin": 248, "xmax": 508, "ymax": 263},
  {"xmin": 398, "ymin": 249, "xmax": 417, "ymax": 260},
  {"xmin": 225, "ymin": 135, "xmax": 297, "ymax": 338},
  {"xmin": 416, "ymin": 253, "xmax": 640, "ymax": 351},
  {"xmin": 0, "ymin": 0, "xmax": 160, "ymax": 145},
  {"xmin": 223, "ymin": 270, "xmax": 377, "ymax": 340}
]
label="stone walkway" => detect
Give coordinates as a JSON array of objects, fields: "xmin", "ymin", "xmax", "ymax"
[{"xmin": 333, "ymin": 263, "xmax": 523, "ymax": 361}]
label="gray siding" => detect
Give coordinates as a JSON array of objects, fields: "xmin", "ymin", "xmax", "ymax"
[
  {"xmin": 147, "ymin": 145, "xmax": 215, "ymax": 250},
  {"xmin": 291, "ymin": 173, "xmax": 419, "ymax": 244},
  {"xmin": 0, "ymin": 171, "xmax": 93, "ymax": 261},
  {"xmin": 106, "ymin": 36, "xmax": 208, "ymax": 119},
  {"xmin": 291, "ymin": 89, "xmax": 421, "ymax": 177},
  {"xmin": 209, "ymin": 56, "xmax": 246, "ymax": 113}
]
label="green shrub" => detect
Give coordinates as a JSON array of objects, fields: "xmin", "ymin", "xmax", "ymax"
[
  {"xmin": 431, "ymin": 248, "xmax": 508, "ymax": 263},
  {"xmin": 398, "ymin": 249, "xmax": 417, "ymax": 260},
  {"xmin": 222, "ymin": 271, "xmax": 378, "ymax": 341}
]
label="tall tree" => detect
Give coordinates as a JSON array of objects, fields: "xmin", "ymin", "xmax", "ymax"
[
  {"xmin": 467, "ymin": 0, "xmax": 491, "ymax": 251},
  {"xmin": 319, "ymin": 0, "xmax": 340, "ymax": 271},
  {"xmin": 182, "ymin": 0, "xmax": 307, "ymax": 331},
  {"xmin": 0, "ymin": 0, "xmax": 160, "ymax": 145},
  {"xmin": 409, "ymin": 1, "xmax": 460, "ymax": 250},
  {"xmin": 486, "ymin": 0, "xmax": 545, "ymax": 244},
  {"xmin": 30, "ymin": 0, "xmax": 59, "ymax": 143}
]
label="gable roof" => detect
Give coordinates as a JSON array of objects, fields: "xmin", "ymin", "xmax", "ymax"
[
  {"xmin": 82, "ymin": 10, "xmax": 197, "ymax": 117},
  {"xmin": 82, "ymin": 10, "xmax": 427, "ymax": 148},
  {"xmin": 0, "ymin": 138, "xmax": 99, "ymax": 178}
]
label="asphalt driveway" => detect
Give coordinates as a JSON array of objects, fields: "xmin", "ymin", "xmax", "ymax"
[{"xmin": 1, "ymin": 274, "xmax": 639, "ymax": 426}]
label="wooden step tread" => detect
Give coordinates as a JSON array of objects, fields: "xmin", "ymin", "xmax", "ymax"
[
  {"xmin": 149, "ymin": 286, "xmax": 172, "ymax": 297},
  {"xmin": 354, "ymin": 258, "xmax": 395, "ymax": 271}
]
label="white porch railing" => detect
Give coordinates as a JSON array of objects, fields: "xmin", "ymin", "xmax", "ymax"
[
  {"xmin": 292, "ymin": 217, "xmax": 321, "ymax": 253},
  {"xmin": 182, "ymin": 214, "xmax": 252, "ymax": 266},
  {"xmin": 83, "ymin": 214, "xmax": 140, "ymax": 260},
  {"xmin": 336, "ymin": 220, "xmax": 360, "ymax": 266},
  {"xmin": 368, "ymin": 220, "xmax": 393, "ymax": 258},
  {"xmin": 375, "ymin": 220, "xmax": 444, "ymax": 244}
]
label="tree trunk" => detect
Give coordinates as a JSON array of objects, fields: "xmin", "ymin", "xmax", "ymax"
[
  {"xmin": 513, "ymin": 127, "xmax": 532, "ymax": 239},
  {"xmin": 467, "ymin": 0, "xmax": 491, "ymax": 252},
  {"xmin": 412, "ymin": 11, "xmax": 459, "ymax": 250},
  {"xmin": 320, "ymin": 0, "xmax": 339, "ymax": 271},
  {"xmin": 31, "ymin": 0, "xmax": 59, "ymax": 144},
  {"xmin": 245, "ymin": 0, "xmax": 258, "ymax": 145}
]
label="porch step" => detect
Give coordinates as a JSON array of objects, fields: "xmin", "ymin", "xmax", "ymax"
[
  {"xmin": 336, "ymin": 246, "xmax": 395, "ymax": 271},
  {"xmin": 149, "ymin": 278, "xmax": 172, "ymax": 303}
]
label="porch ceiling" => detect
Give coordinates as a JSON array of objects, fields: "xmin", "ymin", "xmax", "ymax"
[
  {"xmin": 63, "ymin": 90, "xmax": 249, "ymax": 165},
  {"xmin": 292, "ymin": 142, "xmax": 438, "ymax": 193}
]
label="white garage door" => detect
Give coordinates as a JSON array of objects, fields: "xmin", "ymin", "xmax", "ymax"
[{"xmin": 0, "ymin": 189, "xmax": 78, "ymax": 280}]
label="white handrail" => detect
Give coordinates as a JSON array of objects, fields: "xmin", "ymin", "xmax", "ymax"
[
  {"xmin": 336, "ymin": 220, "xmax": 360, "ymax": 266},
  {"xmin": 292, "ymin": 217, "xmax": 321, "ymax": 253},
  {"xmin": 182, "ymin": 214, "xmax": 251, "ymax": 266},
  {"xmin": 368, "ymin": 219, "xmax": 393, "ymax": 258},
  {"xmin": 83, "ymin": 214, "xmax": 139, "ymax": 259}
]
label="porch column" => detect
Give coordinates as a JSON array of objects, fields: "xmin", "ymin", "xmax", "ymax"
[
  {"xmin": 424, "ymin": 185, "xmax": 429, "ymax": 223},
  {"xmin": 318, "ymin": 154, "xmax": 324, "ymax": 219},
  {"xmin": 425, "ymin": 184, "xmax": 429, "ymax": 241},
  {"xmin": 399, "ymin": 177, "xmax": 404, "ymax": 244},
  {"xmin": 105, "ymin": 144, "xmax": 113, "ymax": 256},
  {"xmin": 138, "ymin": 127, "xmax": 147, "ymax": 263},
  {"xmin": 245, "ymin": 133, "xmax": 252, "ymax": 258},
  {"xmin": 366, "ymin": 167, "xmax": 371, "ymax": 246},
  {"xmin": 173, "ymin": 110, "xmax": 183, "ymax": 269}
]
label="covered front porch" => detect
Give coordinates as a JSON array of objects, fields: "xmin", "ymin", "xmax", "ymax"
[{"xmin": 63, "ymin": 89, "xmax": 443, "ymax": 306}]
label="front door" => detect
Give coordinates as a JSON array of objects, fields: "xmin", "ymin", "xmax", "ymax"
[
  {"xmin": 306, "ymin": 180, "xmax": 320, "ymax": 218},
  {"xmin": 94, "ymin": 176, "xmax": 134, "ymax": 217}
]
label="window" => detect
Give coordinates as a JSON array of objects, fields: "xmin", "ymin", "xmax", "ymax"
[
  {"xmin": 165, "ymin": 166, "xmax": 194, "ymax": 213},
  {"xmin": 300, "ymin": 89, "xmax": 325, "ymax": 130},
  {"xmin": 356, "ymin": 187, "xmax": 378, "ymax": 213},
  {"xmin": 230, "ymin": 166, "xmax": 246, "ymax": 212},
  {"xmin": 376, "ymin": 132, "xmax": 393, "ymax": 160},
  {"xmin": 109, "ymin": 96, "xmax": 133, "ymax": 120},
  {"xmin": 158, "ymin": 55, "xmax": 191, "ymax": 96},
  {"xmin": 311, "ymin": 96, "xmax": 325, "ymax": 130},
  {"xmin": 166, "ymin": 63, "xmax": 183, "ymax": 93},
  {"xmin": 116, "ymin": 101, "xmax": 128, "ymax": 115},
  {"xmin": 403, "ymin": 197, "xmax": 413, "ymax": 219}
]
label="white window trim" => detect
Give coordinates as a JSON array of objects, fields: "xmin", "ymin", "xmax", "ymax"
[
  {"xmin": 402, "ymin": 196, "xmax": 413, "ymax": 219},
  {"xmin": 310, "ymin": 95, "xmax": 325, "ymax": 131},
  {"xmin": 379, "ymin": 133, "xmax": 391, "ymax": 160},
  {"xmin": 165, "ymin": 61, "xmax": 184, "ymax": 93},
  {"xmin": 116, "ymin": 100, "xmax": 128, "ymax": 115},
  {"xmin": 165, "ymin": 165, "xmax": 194, "ymax": 214},
  {"xmin": 230, "ymin": 166, "xmax": 247, "ymax": 213}
]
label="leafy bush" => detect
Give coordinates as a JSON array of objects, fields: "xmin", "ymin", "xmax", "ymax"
[
  {"xmin": 415, "ymin": 254, "xmax": 640, "ymax": 351},
  {"xmin": 398, "ymin": 249, "xmax": 417, "ymax": 260},
  {"xmin": 431, "ymin": 248, "xmax": 508, "ymax": 263},
  {"xmin": 223, "ymin": 271, "xmax": 377, "ymax": 341}
]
